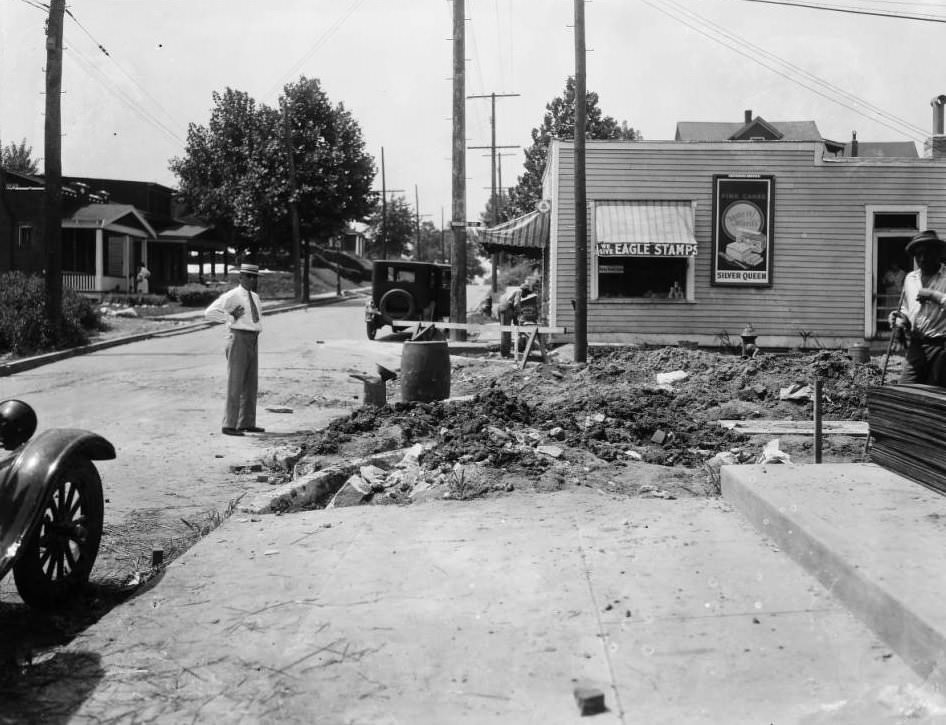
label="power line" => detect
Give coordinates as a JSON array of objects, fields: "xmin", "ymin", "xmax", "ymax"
[
  {"xmin": 740, "ymin": 0, "xmax": 946, "ymax": 22},
  {"xmin": 261, "ymin": 0, "xmax": 367, "ymax": 101},
  {"xmin": 65, "ymin": 43, "xmax": 185, "ymax": 147},
  {"xmin": 17, "ymin": 0, "xmax": 48, "ymax": 13},
  {"xmin": 64, "ymin": 7, "xmax": 187, "ymax": 138},
  {"xmin": 642, "ymin": 0, "xmax": 930, "ymax": 142}
]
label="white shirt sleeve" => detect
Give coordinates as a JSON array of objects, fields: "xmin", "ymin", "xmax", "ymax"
[{"xmin": 204, "ymin": 288, "xmax": 234, "ymax": 324}]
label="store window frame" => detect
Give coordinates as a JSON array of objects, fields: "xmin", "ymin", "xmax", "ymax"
[{"xmin": 591, "ymin": 200, "xmax": 697, "ymax": 302}]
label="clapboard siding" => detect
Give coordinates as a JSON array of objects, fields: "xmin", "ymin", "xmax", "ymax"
[{"xmin": 549, "ymin": 140, "xmax": 946, "ymax": 343}]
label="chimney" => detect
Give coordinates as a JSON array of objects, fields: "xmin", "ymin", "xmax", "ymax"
[
  {"xmin": 933, "ymin": 95, "xmax": 946, "ymax": 135},
  {"xmin": 850, "ymin": 130, "xmax": 858, "ymax": 158},
  {"xmin": 931, "ymin": 95, "xmax": 946, "ymax": 159},
  {"xmin": 744, "ymin": 109, "xmax": 752, "ymax": 124}
]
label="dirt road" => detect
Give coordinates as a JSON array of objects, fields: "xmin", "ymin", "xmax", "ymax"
[{"xmin": 0, "ymin": 298, "xmax": 403, "ymax": 592}]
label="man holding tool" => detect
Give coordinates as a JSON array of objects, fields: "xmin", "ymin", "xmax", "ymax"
[{"xmin": 888, "ymin": 229, "xmax": 946, "ymax": 386}]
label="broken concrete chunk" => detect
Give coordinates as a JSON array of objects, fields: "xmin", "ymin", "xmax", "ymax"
[
  {"xmin": 624, "ymin": 450, "xmax": 643, "ymax": 461},
  {"xmin": 655, "ymin": 369, "xmax": 688, "ymax": 386},
  {"xmin": 536, "ymin": 445, "xmax": 564, "ymax": 459},
  {"xmin": 359, "ymin": 465, "xmax": 387, "ymax": 486},
  {"xmin": 651, "ymin": 429, "xmax": 667, "ymax": 445},
  {"xmin": 327, "ymin": 476, "xmax": 374, "ymax": 508},
  {"xmin": 548, "ymin": 426, "xmax": 566, "ymax": 440},
  {"xmin": 399, "ymin": 443, "xmax": 426, "ymax": 466},
  {"xmin": 778, "ymin": 383, "xmax": 811, "ymax": 401}
]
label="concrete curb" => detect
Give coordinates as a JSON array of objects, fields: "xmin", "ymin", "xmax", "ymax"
[
  {"xmin": 0, "ymin": 294, "xmax": 353, "ymax": 378},
  {"xmin": 721, "ymin": 462, "xmax": 946, "ymax": 688},
  {"xmin": 241, "ymin": 449, "xmax": 407, "ymax": 514}
]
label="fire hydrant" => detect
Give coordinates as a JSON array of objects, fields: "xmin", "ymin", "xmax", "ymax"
[{"xmin": 740, "ymin": 324, "xmax": 758, "ymax": 358}]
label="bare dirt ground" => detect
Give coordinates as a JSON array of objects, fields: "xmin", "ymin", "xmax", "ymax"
[{"xmin": 276, "ymin": 345, "xmax": 884, "ymax": 505}]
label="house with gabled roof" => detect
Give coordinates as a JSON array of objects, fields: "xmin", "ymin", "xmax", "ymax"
[{"xmin": 0, "ymin": 170, "xmax": 226, "ymax": 295}]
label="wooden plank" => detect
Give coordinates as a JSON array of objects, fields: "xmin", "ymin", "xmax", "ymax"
[
  {"xmin": 718, "ymin": 419, "xmax": 868, "ymax": 436},
  {"xmin": 395, "ymin": 320, "xmax": 567, "ymax": 334}
]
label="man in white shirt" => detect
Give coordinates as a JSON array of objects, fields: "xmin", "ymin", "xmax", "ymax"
[
  {"xmin": 889, "ymin": 230, "xmax": 946, "ymax": 386},
  {"xmin": 204, "ymin": 263, "xmax": 265, "ymax": 436}
]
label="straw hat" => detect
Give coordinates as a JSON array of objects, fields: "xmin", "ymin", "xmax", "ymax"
[
  {"xmin": 238, "ymin": 263, "xmax": 260, "ymax": 276},
  {"xmin": 905, "ymin": 230, "xmax": 946, "ymax": 256}
]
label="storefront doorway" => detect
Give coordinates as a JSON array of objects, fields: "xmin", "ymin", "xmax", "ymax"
[{"xmin": 867, "ymin": 207, "xmax": 924, "ymax": 338}]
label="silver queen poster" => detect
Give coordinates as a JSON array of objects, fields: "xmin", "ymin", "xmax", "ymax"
[{"xmin": 711, "ymin": 175, "xmax": 774, "ymax": 287}]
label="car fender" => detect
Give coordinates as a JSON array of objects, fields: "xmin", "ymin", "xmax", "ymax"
[{"xmin": 0, "ymin": 429, "xmax": 115, "ymax": 582}]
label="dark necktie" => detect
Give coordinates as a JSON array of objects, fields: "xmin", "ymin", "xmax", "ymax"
[{"xmin": 248, "ymin": 292, "xmax": 260, "ymax": 323}]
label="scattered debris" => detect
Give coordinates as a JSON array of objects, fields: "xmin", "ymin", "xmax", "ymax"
[
  {"xmin": 756, "ymin": 439, "xmax": 792, "ymax": 465},
  {"xmin": 266, "ymin": 348, "xmax": 877, "ymax": 508},
  {"xmin": 779, "ymin": 383, "xmax": 812, "ymax": 401}
]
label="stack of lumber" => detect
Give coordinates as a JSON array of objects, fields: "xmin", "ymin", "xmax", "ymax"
[{"xmin": 868, "ymin": 384, "xmax": 946, "ymax": 495}]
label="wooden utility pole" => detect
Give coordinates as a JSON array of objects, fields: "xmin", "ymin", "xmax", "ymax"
[
  {"xmin": 413, "ymin": 185, "xmax": 431, "ymax": 259},
  {"xmin": 469, "ymin": 92, "xmax": 519, "ymax": 293},
  {"xmin": 378, "ymin": 147, "xmax": 403, "ymax": 260},
  {"xmin": 381, "ymin": 146, "xmax": 388, "ymax": 259},
  {"xmin": 44, "ymin": 0, "xmax": 66, "ymax": 330},
  {"xmin": 573, "ymin": 0, "xmax": 588, "ymax": 363},
  {"xmin": 283, "ymin": 101, "xmax": 303, "ymax": 302},
  {"xmin": 451, "ymin": 0, "xmax": 467, "ymax": 340}
]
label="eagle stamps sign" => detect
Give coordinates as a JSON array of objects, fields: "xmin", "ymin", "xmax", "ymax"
[
  {"xmin": 711, "ymin": 175, "xmax": 774, "ymax": 286},
  {"xmin": 596, "ymin": 241, "xmax": 697, "ymax": 257}
]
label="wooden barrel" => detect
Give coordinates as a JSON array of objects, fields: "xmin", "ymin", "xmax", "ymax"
[{"xmin": 401, "ymin": 340, "xmax": 451, "ymax": 402}]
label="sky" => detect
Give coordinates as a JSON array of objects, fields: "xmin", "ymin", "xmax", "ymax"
[{"xmin": 1, "ymin": 0, "xmax": 945, "ymax": 228}]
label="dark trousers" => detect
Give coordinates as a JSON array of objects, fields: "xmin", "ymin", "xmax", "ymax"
[
  {"xmin": 900, "ymin": 336, "xmax": 946, "ymax": 387},
  {"xmin": 499, "ymin": 306, "xmax": 517, "ymax": 357},
  {"xmin": 223, "ymin": 330, "xmax": 259, "ymax": 428}
]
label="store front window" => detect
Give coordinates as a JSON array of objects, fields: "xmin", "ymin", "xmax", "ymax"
[{"xmin": 594, "ymin": 201, "xmax": 697, "ymax": 300}]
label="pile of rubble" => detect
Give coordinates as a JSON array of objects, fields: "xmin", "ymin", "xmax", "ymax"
[{"xmin": 263, "ymin": 347, "xmax": 884, "ymax": 510}]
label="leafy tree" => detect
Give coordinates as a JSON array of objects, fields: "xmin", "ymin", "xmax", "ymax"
[
  {"xmin": 502, "ymin": 77, "xmax": 640, "ymax": 222},
  {"xmin": 281, "ymin": 78, "xmax": 375, "ymax": 247},
  {"xmin": 170, "ymin": 88, "xmax": 270, "ymax": 254},
  {"xmin": 363, "ymin": 196, "xmax": 415, "ymax": 259},
  {"xmin": 169, "ymin": 78, "xmax": 376, "ymax": 270},
  {"xmin": 414, "ymin": 219, "xmax": 448, "ymax": 263},
  {"xmin": 1, "ymin": 138, "xmax": 39, "ymax": 175}
]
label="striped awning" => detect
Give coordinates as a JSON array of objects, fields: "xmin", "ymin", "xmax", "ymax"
[
  {"xmin": 595, "ymin": 201, "xmax": 697, "ymax": 257},
  {"xmin": 470, "ymin": 209, "xmax": 549, "ymax": 256}
]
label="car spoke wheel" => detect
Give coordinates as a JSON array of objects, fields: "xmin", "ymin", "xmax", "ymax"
[{"xmin": 13, "ymin": 458, "xmax": 104, "ymax": 609}]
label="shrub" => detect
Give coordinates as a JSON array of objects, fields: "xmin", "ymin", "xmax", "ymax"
[
  {"xmin": 0, "ymin": 271, "xmax": 104, "ymax": 355},
  {"xmin": 168, "ymin": 283, "xmax": 223, "ymax": 307}
]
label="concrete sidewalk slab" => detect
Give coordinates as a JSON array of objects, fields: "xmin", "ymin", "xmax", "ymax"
[
  {"xmin": 722, "ymin": 462, "xmax": 946, "ymax": 696},
  {"xmin": 27, "ymin": 489, "xmax": 941, "ymax": 724}
]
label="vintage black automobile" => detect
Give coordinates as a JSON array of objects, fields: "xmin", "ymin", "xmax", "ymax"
[
  {"xmin": 0, "ymin": 400, "xmax": 115, "ymax": 609},
  {"xmin": 365, "ymin": 260, "xmax": 451, "ymax": 339}
]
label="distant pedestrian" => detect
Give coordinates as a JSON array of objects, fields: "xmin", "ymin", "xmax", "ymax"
[
  {"xmin": 888, "ymin": 230, "xmax": 946, "ymax": 386},
  {"xmin": 204, "ymin": 263, "xmax": 265, "ymax": 436},
  {"xmin": 497, "ymin": 281, "xmax": 531, "ymax": 358},
  {"xmin": 135, "ymin": 262, "xmax": 151, "ymax": 294}
]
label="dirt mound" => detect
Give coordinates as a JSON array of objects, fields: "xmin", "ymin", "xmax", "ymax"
[{"xmin": 289, "ymin": 347, "xmax": 882, "ymax": 498}]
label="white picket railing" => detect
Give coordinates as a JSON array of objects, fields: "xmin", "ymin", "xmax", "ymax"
[{"xmin": 62, "ymin": 272, "xmax": 96, "ymax": 291}]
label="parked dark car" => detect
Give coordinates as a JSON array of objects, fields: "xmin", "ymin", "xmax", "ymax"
[
  {"xmin": 0, "ymin": 400, "xmax": 115, "ymax": 609},
  {"xmin": 365, "ymin": 260, "xmax": 451, "ymax": 339}
]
